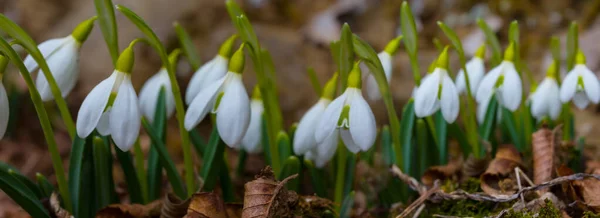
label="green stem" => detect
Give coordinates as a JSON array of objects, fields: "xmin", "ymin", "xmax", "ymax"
[
  {"xmin": 133, "ymin": 139, "xmax": 149, "ymax": 203},
  {"xmin": 0, "ymin": 39, "xmax": 71, "ymax": 211},
  {"xmin": 334, "ymin": 143, "xmax": 348, "ymax": 211}
]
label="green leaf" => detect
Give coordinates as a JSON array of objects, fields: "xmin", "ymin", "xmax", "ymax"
[
  {"xmin": 381, "ymin": 126, "xmax": 395, "ymax": 166},
  {"xmin": 0, "ymin": 169, "xmax": 50, "ymax": 218},
  {"xmin": 343, "ymin": 154, "xmax": 356, "ymax": 198},
  {"xmin": 2, "ymin": 168, "xmax": 41, "ymax": 199},
  {"xmin": 278, "ymin": 156, "xmax": 301, "ymax": 192},
  {"xmin": 174, "ymin": 23, "xmax": 201, "ymax": 70},
  {"xmin": 68, "ymin": 136, "xmax": 88, "ymax": 216},
  {"xmin": 501, "ymin": 107, "xmax": 523, "ymax": 152},
  {"xmin": 147, "ymin": 86, "xmax": 167, "ymax": 201},
  {"xmin": 416, "ymin": 119, "xmax": 430, "ymax": 176},
  {"xmin": 133, "ymin": 141, "xmax": 148, "ymax": 203},
  {"xmin": 478, "ymin": 96, "xmax": 498, "ymax": 157},
  {"xmin": 400, "ymin": 101, "xmax": 415, "ymax": 175},
  {"xmin": 277, "ymin": 131, "xmax": 292, "ymax": 165},
  {"xmin": 550, "ymin": 36, "xmax": 561, "ymax": 80},
  {"xmin": 236, "ymin": 150, "xmax": 247, "ymax": 178},
  {"xmin": 448, "ymin": 122, "xmax": 471, "ymax": 158},
  {"xmin": 432, "ymin": 38, "xmax": 444, "ymax": 52},
  {"xmin": 339, "ymin": 191, "xmax": 355, "ymax": 218},
  {"xmin": 113, "ymin": 139, "xmax": 144, "ymax": 204},
  {"xmin": 261, "ymin": 115, "xmax": 271, "ymax": 165},
  {"xmin": 434, "ymin": 111, "xmax": 448, "ymax": 165},
  {"xmin": 35, "ymin": 173, "xmax": 55, "ymax": 198},
  {"xmin": 566, "ymin": 22, "xmax": 579, "ymax": 71},
  {"xmin": 200, "ymin": 127, "xmax": 224, "ymax": 190},
  {"xmin": 189, "ymin": 130, "xmax": 206, "ymax": 158},
  {"xmin": 476, "ymin": 18, "xmax": 502, "ymax": 65},
  {"xmin": 94, "ymin": 0, "xmax": 119, "ymax": 64},
  {"xmin": 219, "ymin": 157, "xmax": 235, "ymax": 202},
  {"xmin": 338, "ymin": 23, "xmax": 354, "ymax": 88},
  {"xmin": 141, "ymin": 119, "xmax": 187, "ymax": 199},
  {"xmin": 306, "ymin": 67, "xmax": 322, "ymax": 96},
  {"xmin": 304, "ymin": 160, "xmax": 327, "ymax": 197},
  {"xmin": 93, "ymin": 137, "xmax": 112, "ymax": 208},
  {"xmin": 330, "ymin": 41, "xmax": 341, "ymax": 69},
  {"xmin": 508, "ymin": 21, "xmax": 519, "ymax": 44},
  {"xmin": 400, "ymin": 2, "xmax": 418, "ymax": 56}
]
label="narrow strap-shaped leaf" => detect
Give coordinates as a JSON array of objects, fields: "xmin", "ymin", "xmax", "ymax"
[
  {"xmin": 35, "ymin": 173, "xmax": 55, "ymax": 198},
  {"xmin": 219, "ymin": 157, "xmax": 235, "ymax": 202},
  {"xmin": 277, "ymin": 131, "xmax": 291, "ymax": 165},
  {"xmin": 261, "ymin": 115, "xmax": 271, "ymax": 165},
  {"xmin": 343, "ymin": 154, "xmax": 356, "ymax": 198},
  {"xmin": 189, "ymin": 130, "xmax": 206, "ymax": 158},
  {"xmin": 432, "ymin": 38, "xmax": 444, "ymax": 52},
  {"xmin": 133, "ymin": 140, "xmax": 149, "ymax": 203},
  {"xmin": 236, "ymin": 150, "xmax": 247, "ymax": 178},
  {"xmin": 0, "ymin": 163, "xmax": 42, "ymax": 199},
  {"xmin": 304, "ymin": 160, "xmax": 327, "ymax": 197},
  {"xmin": 93, "ymin": 136, "xmax": 112, "ymax": 208},
  {"xmin": 400, "ymin": 2, "xmax": 421, "ymax": 84},
  {"xmin": 478, "ymin": 95, "xmax": 498, "ymax": 142},
  {"xmin": 113, "ymin": 139, "xmax": 144, "ymax": 204},
  {"xmin": 200, "ymin": 127, "xmax": 224, "ymax": 191},
  {"xmin": 330, "ymin": 41, "xmax": 341, "ymax": 69},
  {"xmin": 400, "ymin": 100, "xmax": 415, "ymax": 175},
  {"xmin": 416, "ymin": 119, "xmax": 429, "ymax": 177},
  {"xmin": 141, "ymin": 119, "xmax": 187, "ymax": 199},
  {"xmin": 338, "ymin": 23, "xmax": 354, "ymax": 88},
  {"xmin": 550, "ymin": 36, "xmax": 561, "ymax": 83},
  {"xmin": 381, "ymin": 126, "xmax": 395, "ymax": 166},
  {"xmin": 0, "ymin": 169, "xmax": 50, "ymax": 218},
  {"xmin": 566, "ymin": 22, "xmax": 579, "ymax": 71},
  {"xmin": 501, "ymin": 107, "xmax": 522, "ymax": 152},
  {"xmin": 68, "ymin": 136, "xmax": 87, "ymax": 216},
  {"xmin": 448, "ymin": 123, "xmax": 471, "ymax": 158},
  {"xmin": 476, "ymin": 18, "xmax": 502, "ymax": 65},
  {"xmin": 339, "ymin": 191, "xmax": 355, "ymax": 218},
  {"xmin": 174, "ymin": 22, "xmax": 201, "ymax": 70},
  {"xmin": 147, "ymin": 87, "xmax": 167, "ymax": 201},
  {"xmin": 278, "ymin": 156, "xmax": 301, "ymax": 192},
  {"xmin": 306, "ymin": 67, "xmax": 322, "ymax": 96},
  {"xmin": 434, "ymin": 111, "xmax": 448, "ymax": 165},
  {"xmin": 94, "ymin": 0, "xmax": 119, "ymax": 64}
]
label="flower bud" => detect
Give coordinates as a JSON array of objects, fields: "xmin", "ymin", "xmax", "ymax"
[
  {"xmin": 71, "ymin": 16, "xmax": 98, "ymax": 44},
  {"xmin": 228, "ymin": 44, "xmax": 246, "ymax": 74}
]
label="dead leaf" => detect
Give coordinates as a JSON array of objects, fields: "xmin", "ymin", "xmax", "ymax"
[
  {"xmin": 296, "ymin": 195, "xmax": 334, "ymax": 217},
  {"xmin": 161, "ymin": 193, "xmax": 190, "ymax": 218},
  {"xmin": 480, "ymin": 145, "xmax": 523, "ymax": 196},
  {"xmin": 185, "ymin": 192, "xmax": 241, "ymax": 218},
  {"xmin": 96, "ymin": 200, "xmax": 162, "ymax": 218},
  {"xmin": 572, "ymin": 171, "xmax": 600, "ymax": 212},
  {"xmin": 421, "ymin": 158, "xmax": 463, "ymax": 187},
  {"xmin": 50, "ymin": 192, "xmax": 72, "ymax": 218},
  {"xmin": 242, "ymin": 166, "xmax": 298, "ymax": 218},
  {"xmin": 532, "ymin": 127, "xmax": 555, "ymax": 193},
  {"xmin": 462, "ymin": 152, "xmax": 491, "ymax": 178}
]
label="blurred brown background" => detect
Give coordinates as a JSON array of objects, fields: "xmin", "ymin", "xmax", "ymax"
[{"xmin": 1, "ymin": 0, "xmax": 600, "ymax": 216}]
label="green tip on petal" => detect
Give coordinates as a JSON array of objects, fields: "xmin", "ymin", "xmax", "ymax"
[
  {"xmin": 384, "ymin": 35, "xmax": 403, "ymax": 55},
  {"xmin": 228, "ymin": 43, "xmax": 246, "ymax": 74},
  {"xmin": 475, "ymin": 44, "xmax": 486, "ymax": 59},
  {"xmin": 71, "ymin": 16, "xmax": 98, "ymax": 44},
  {"xmin": 218, "ymin": 34, "xmax": 239, "ymax": 58},
  {"xmin": 575, "ymin": 49, "xmax": 586, "ymax": 65},
  {"xmin": 252, "ymin": 86, "xmax": 262, "ymax": 100},
  {"xmin": 546, "ymin": 60, "xmax": 558, "ymax": 79},
  {"xmin": 436, "ymin": 46, "xmax": 450, "ymax": 70},
  {"xmin": 503, "ymin": 41, "xmax": 516, "ymax": 62},
  {"xmin": 347, "ymin": 62, "xmax": 362, "ymax": 88},
  {"xmin": 322, "ymin": 72, "xmax": 339, "ymax": 100},
  {"xmin": 116, "ymin": 46, "xmax": 135, "ymax": 73},
  {"xmin": 494, "ymin": 74, "xmax": 505, "ymax": 88}
]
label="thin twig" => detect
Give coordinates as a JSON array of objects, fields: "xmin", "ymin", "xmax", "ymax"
[
  {"xmin": 397, "ymin": 181, "xmax": 440, "ymax": 218},
  {"xmin": 515, "ymin": 167, "xmax": 525, "ymax": 204},
  {"xmin": 433, "ymin": 215, "xmax": 474, "ymax": 218},
  {"xmin": 412, "ymin": 204, "xmax": 426, "ymax": 218},
  {"xmin": 516, "ymin": 167, "xmax": 534, "ymax": 187},
  {"xmin": 390, "ymin": 165, "xmax": 427, "ymax": 194}
]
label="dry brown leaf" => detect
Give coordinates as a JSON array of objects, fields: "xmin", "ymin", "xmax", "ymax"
[
  {"xmin": 421, "ymin": 158, "xmax": 463, "ymax": 187},
  {"xmin": 96, "ymin": 200, "xmax": 162, "ymax": 218},
  {"xmin": 461, "ymin": 153, "xmax": 490, "ymax": 178},
  {"xmin": 572, "ymin": 171, "xmax": 600, "ymax": 212},
  {"xmin": 480, "ymin": 145, "xmax": 523, "ymax": 196},
  {"xmin": 242, "ymin": 166, "xmax": 299, "ymax": 218},
  {"xmin": 556, "ymin": 165, "xmax": 579, "ymax": 203},
  {"xmin": 296, "ymin": 195, "xmax": 334, "ymax": 217},
  {"xmin": 50, "ymin": 192, "xmax": 72, "ymax": 218},
  {"xmin": 532, "ymin": 127, "xmax": 554, "ymax": 193},
  {"xmin": 161, "ymin": 193, "xmax": 190, "ymax": 218},
  {"xmin": 185, "ymin": 192, "xmax": 242, "ymax": 218}
]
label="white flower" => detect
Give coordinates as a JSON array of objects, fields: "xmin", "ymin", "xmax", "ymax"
[
  {"xmin": 76, "ymin": 47, "xmax": 140, "ymax": 151},
  {"xmin": 560, "ymin": 64, "xmax": 600, "ymax": 109},
  {"xmin": 0, "ymin": 82, "xmax": 8, "ymax": 139},
  {"xmin": 306, "ymin": 129, "xmax": 338, "ymax": 168},
  {"xmin": 530, "ymin": 76, "xmax": 561, "ymax": 120},
  {"xmin": 23, "ymin": 17, "xmax": 96, "ymax": 102},
  {"xmin": 138, "ymin": 68, "xmax": 175, "ymax": 123},
  {"xmin": 240, "ymin": 98, "xmax": 263, "ymax": 154},
  {"xmin": 364, "ymin": 52, "xmax": 392, "ymax": 101},
  {"xmin": 184, "ymin": 45, "xmax": 250, "ymax": 147},
  {"xmin": 475, "ymin": 60, "xmax": 522, "ymax": 111},
  {"xmin": 293, "ymin": 98, "xmax": 330, "ymax": 155},
  {"xmin": 455, "ymin": 57, "xmax": 485, "ymax": 95}
]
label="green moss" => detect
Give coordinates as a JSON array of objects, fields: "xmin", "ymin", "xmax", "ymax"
[
  {"xmin": 583, "ymin": 211, "xmax": 600, "ymax": 218},
  {"xmin": 503, "ymin": 199, "xmax": 561, "ymax": 218}
]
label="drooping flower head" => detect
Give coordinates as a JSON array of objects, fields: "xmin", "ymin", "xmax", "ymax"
[
  {"xmin": 240, "ymin": 86, "xmax": 264, "ymax": 154},
  {"xmin": 559, "ymin": 50, "xmax": 600, "ymax": 109},
  {"xmin": 0, "ymin": 55, "xmax": 10, "ymax": 139},
  {"xmin": 530, "ymin": 61, "xmax": 561, "ymax": 120},
  {"xmin": 24, "ymin": 16, "xmax": 97, "ymax": 101},
  {"xmin": 185, "ymin": 44, "xmax": 250, "ymax": 147},
  {"xmin": 456, "ymin": 44, "xmax": 486, "ymax": 95},
  {"xmin": 315, "ymin": 63, "xmax": 376, "ymax": 154},
  {"xmin": 138, "ymin": 50, "xmax": 179, "ymax": 123},
  {"xmin": 185, "ymin": 35, "xmax": 238, "ymax": 105},
  {"xmin": 476, "ymin": 42, "xmax": 522, "ymax": 112},
  {"xmin": 76, "ymin": 42, "xmax": 141, "ymax": 151},
  {"xmin": 414, "ymin": 46, "xmax": 460, "ymax": 123},
  {"xmin": 364, "ymin": 36, "xmax": 401, "ymax": 101}
]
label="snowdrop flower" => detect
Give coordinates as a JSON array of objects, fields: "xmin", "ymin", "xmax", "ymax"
[
  {"xmin": 559, "ymin": 51, "xmax": 600, "ymax": 109},
  {"xmin": 0, "ymin": 56, "xmax": 9, "ymax": 139},
  {"xmin": 530, "ymin": 62, "xmax": 561, "ymax": 120},
  {"xmin": 24, "ymin": 16, "xmax": 96, "ymax": 102},
  {"xmin": 476, "ymin": 42, "xmax": 522, "ymax": 111},
  {"xmin": 185, "ymin": 35, "xmax": 237, "ymax": 105},
  {"xmin": 185, "ymin": 44, "xmax": 250, "ymax": 147},
  {"xmin": 294, "ymin": 73, "xmax": 338, "ymax": 156},
  {"xmin": 240, "ymin": 87, "xmax": 264, "ymax": 154},
  {"xmin": 363, "ymin": 36, "xmax": 401, "ymax": 101},
  {"xmin": 76, "ymin": 44, "xmax": 140, "ymax": 151},
  {"xmin": 414, "ymin": 47, "xmax": 460, "ymax": 123},
  {"xmin": 456, "ymin": 45, "xmax": 486, "ymax": 95},
  {"xmin": 138, "ymin": 51, "xmax": 180, "ymax": 123},
  {"xmin": 315, "ymin": 63, "xmax": 376, "ymax": 153}
]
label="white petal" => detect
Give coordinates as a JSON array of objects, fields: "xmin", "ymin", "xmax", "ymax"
[
  {"xmin": 314, "ymin": 92, "xmax": 346, "ymax": 144},
  {"xmin": 96, "ymin": 109, "xmax": 111, "ymax": 136},
  {"xmin": 364, "ymin": 73, "xmax": 381, "ymax": 101},
  {"xmin": 348, "ymin": 94, "xmax": 376, "ymax": 151},
  {"xmin": 138, "ymin": 69, "xmax": 172, "ymax": 123},
  {"xmin": 440, "ymin": 75, "xmax": 460, "ymax": 123},
  {"xmin": 241, "ymin": 100, "xmax": 264, "ymax": 154},
  {"xmin": 573, "ymin": 92, "xmax": 590, "ymax": 109},
  {"xmin": 498, "ymin": 64, "xmax": 522, "ymax": 111},
  {"xmin": 76, "ymin": 73, "xmax": 116, "ymax": 138},
  {"xmin": 293, "ymin": 99, "xmax": 327, "ymax": 155},
  {"xmin": 455, "ymin": 69, "xmax": 467, "ymax": 94},
  {"xmin": 185, "ymin": 56, "xmax": 228, "ymax": 105},
  {"xmin": 0, "ymin": 83, "xmax": 9, "ymax": 139},
  {"xmin": 24, "ymin": 37, "xmax": 68, "ymax": 72},
  {"xmin": 476, "ymin": 62, "xmax": 503, "ymax": 103},
  {"xmin": 560, "ymin": 67, "xmax": 581, "ymax": 103},
  {"xmin": 216, "ymin": 75, "xmax": 250, "ymax": 147},
  {"xmin": 184, "ymin": 76, "xmax": 226, "ymax": 130},
  {"xmin": 315, "ymin": 130, "xmax": 338, "ymax": 168},
  {"xmin": 414, "ymin": 71, "xmax": 441, "ymax": 118},
  {"xmin": 379, "ymin": 52, "xmax": 393, "ymax": 82},
  {"xmin": 35, "ymin": 38, "xmax": 79, "ymax": 101},
  {"xmin": 477, "ymin": 94, "xmax": 491, "ymax": 124},
  {"xmin": 548, "ymin": 95, "xmax": 562, "ymax": 121},
  {"xmin": 340, "ymin": 128, "xmax": 360, "ymax": 153},
  {"xmin": 467, "ymin": 57, "xmax": 485, "ymax": 94},
  {"xmin": 581, "ymin": 67, "xmax": 600, "ymax": 104},
  {"xmin": 110, "ymin": 75, "xmax": 140, "ymax": 151}
]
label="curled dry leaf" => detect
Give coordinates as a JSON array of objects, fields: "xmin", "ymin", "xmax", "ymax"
[
  {"xmin": 242, "ymin": 166, "xmax": 299, "ymax": 218},
  {"xmin": 95, "ymin": 199, "xmax": 162, "ymax": 218},
  {"xmin": 461, "ymin": 152, "xmax": 491, "ymax": 178},
  {"xmin": 185, "ymin": 192, "xmax": 242, "ymax": 218},
  {"xmin": 480, "ymin": 145, "xmax": 523, "ymax": 196},
  {"xmin": 572, "ymin": 169, "xmax": 600, "ymax": 212},
  {"xmin": 50, "ymin": 192, "xmax": 72, "ymax": 218},
  {"xmin": 161, "ymin": 193, "xmax": 191, "ymax": 218},
  {"xmin": 556, "ymin": 165, "xmax": 579, "ymax": 204},
  {"xmin": 532, "ymin": 127, "xmax": 554, "ymax": 193},
  {"xmin": 421, "ymin": 157, "xmax": 463, "ymax": 187}
]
